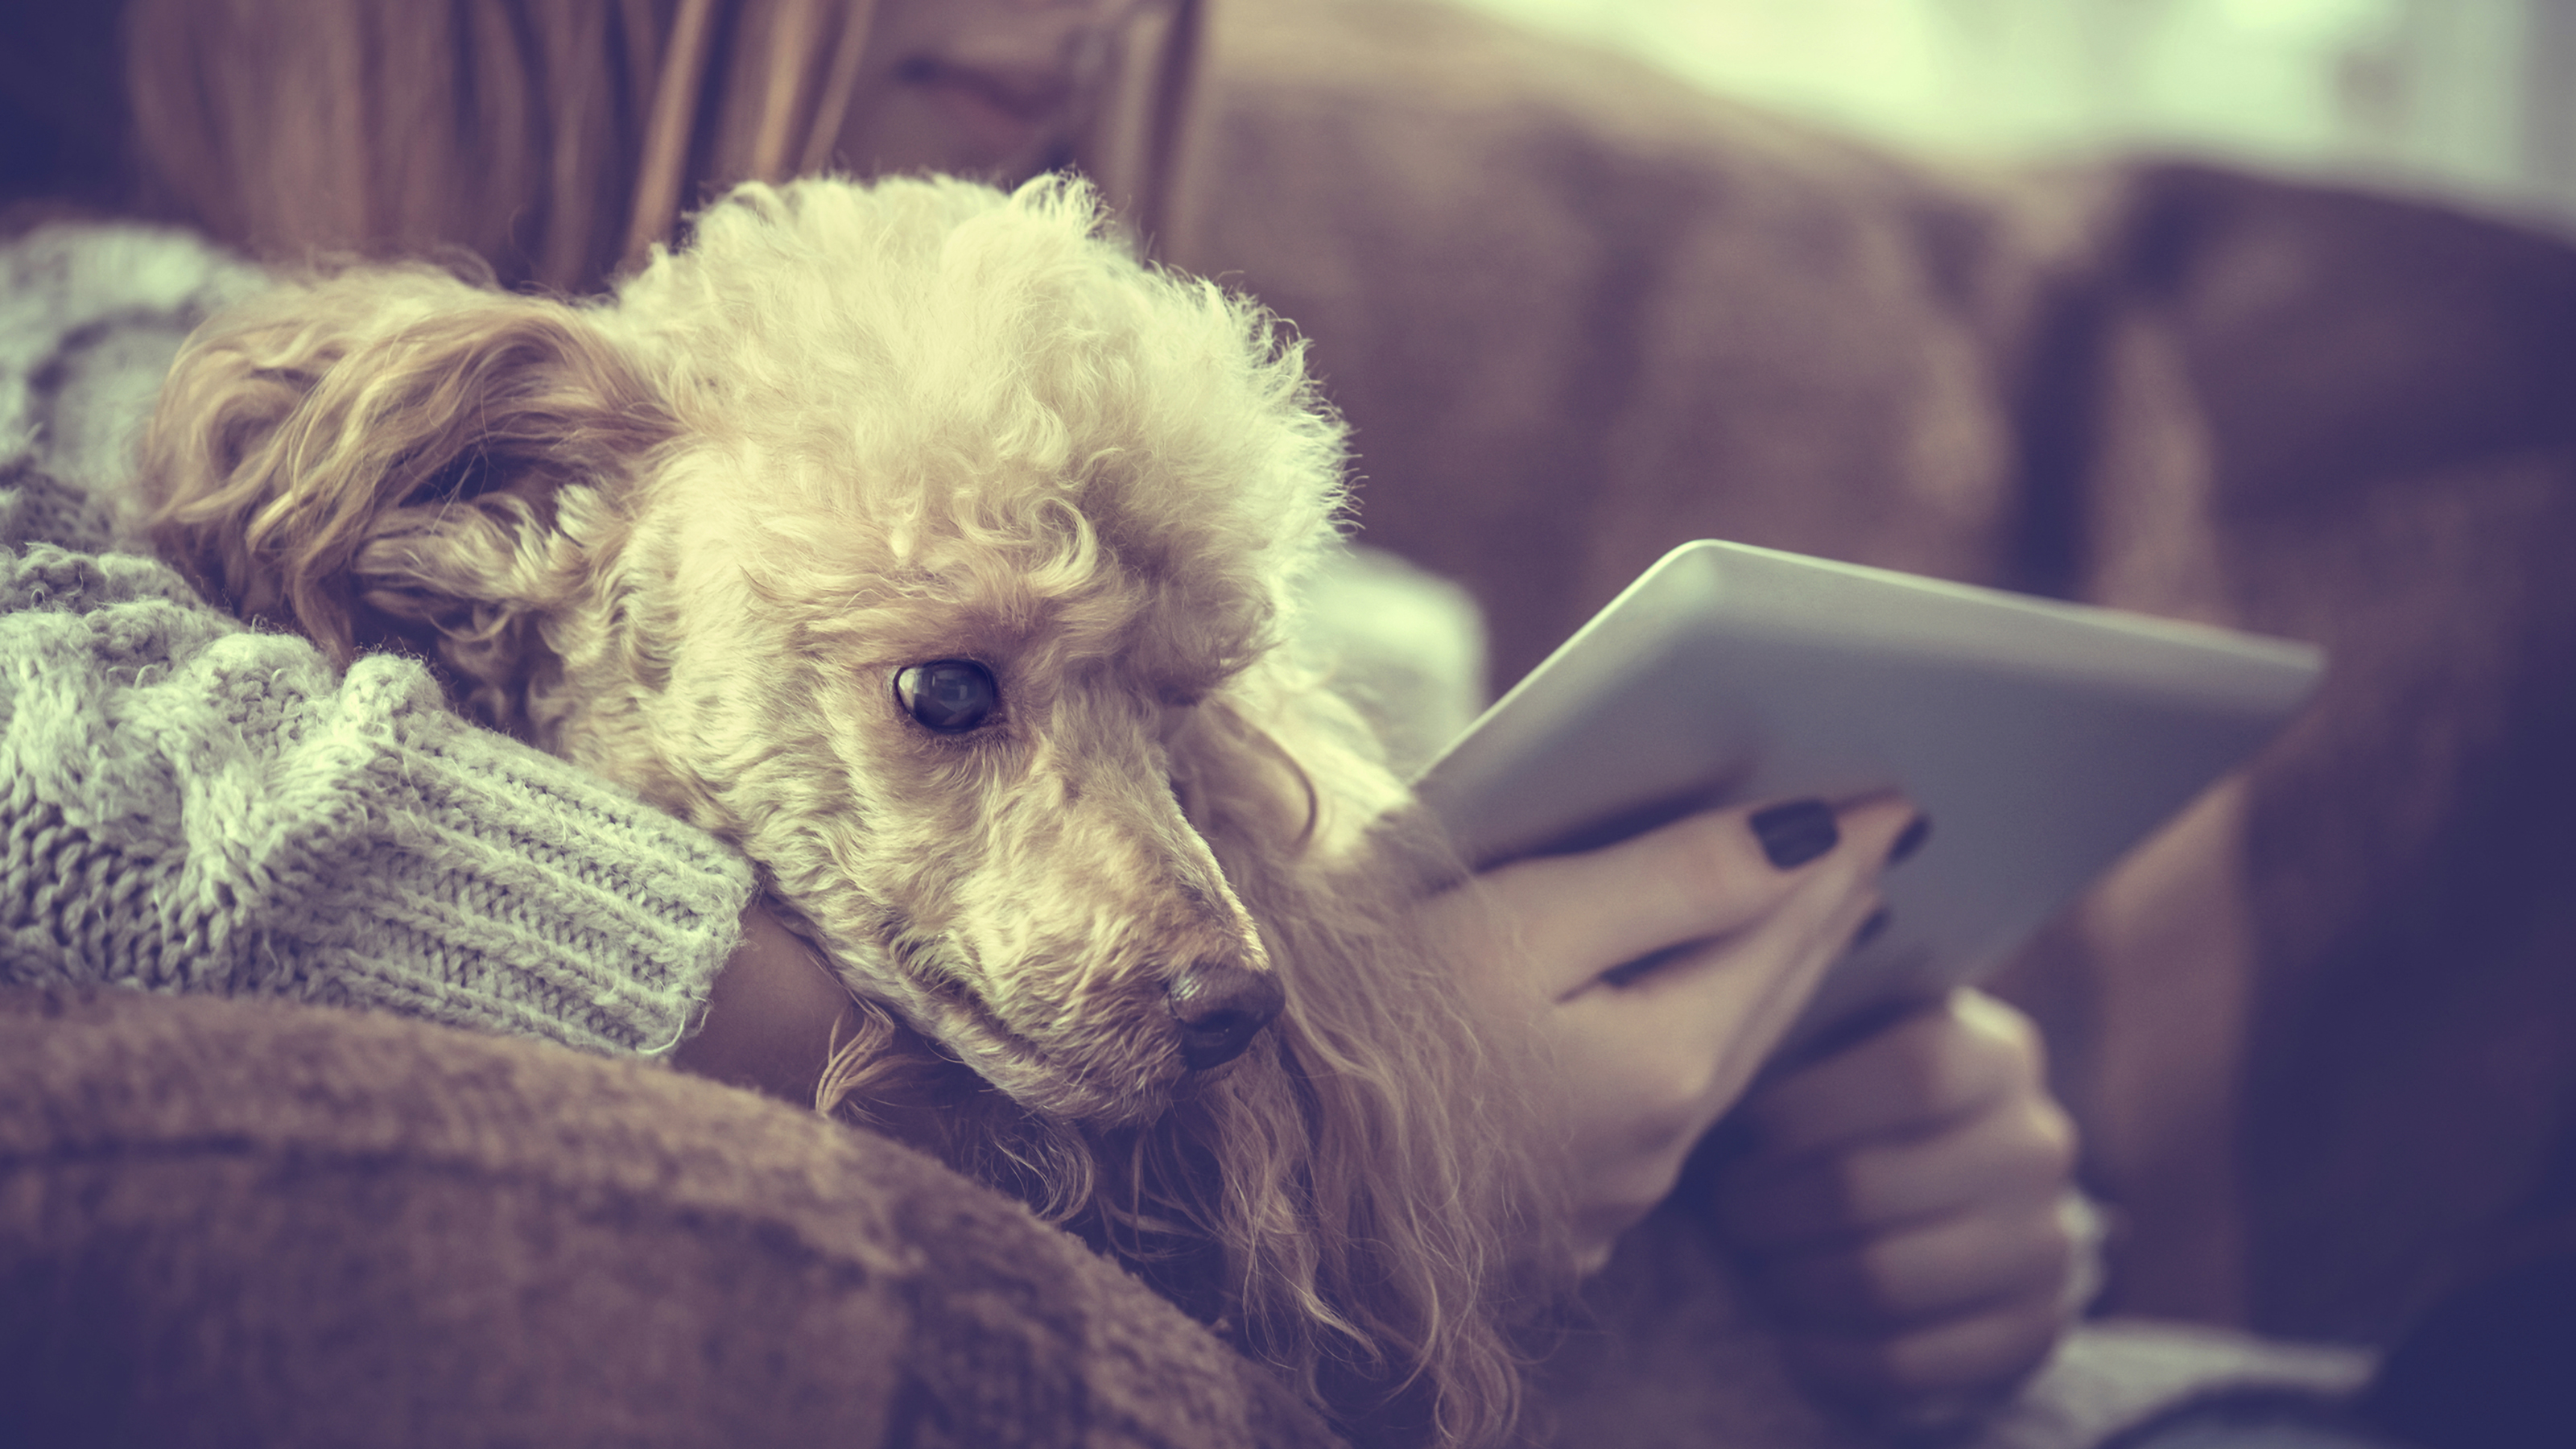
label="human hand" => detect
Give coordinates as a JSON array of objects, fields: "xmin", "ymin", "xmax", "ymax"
[
  {"xmin": 671, "ymin": 898, "xmax": 854, "ymax": 1105},
  {"xmin": 1705, "ymin": 989, "xmax": 2096, "ymax": 1430},
  {"xmin": 1426, "ymin": 795, "xmax": 1917, "ymax": 1276}
]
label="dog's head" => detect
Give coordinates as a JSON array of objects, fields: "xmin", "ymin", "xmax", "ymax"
[{"xmin": 144, "ymin": 175, "xmax": 1361, "ymax": 1125}]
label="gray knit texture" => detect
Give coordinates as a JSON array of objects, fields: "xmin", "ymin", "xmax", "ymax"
[
  {"xmin": 0, "ymin": 221, "xmax": 268, "ymax": 506},
  {"xmin": 2, "ymin": 226, "xmax": 753, "ymax": 1056}
]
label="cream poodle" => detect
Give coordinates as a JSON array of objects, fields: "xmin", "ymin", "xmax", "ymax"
[{"xmin": 142, "ymin": 174, "xmax": 1546, "ymax": 1445}]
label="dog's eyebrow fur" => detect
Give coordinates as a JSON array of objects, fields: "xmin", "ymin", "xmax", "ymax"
[{"xmin": 744, "ymin": 535, "xmax": 1275, "ymax": 697}]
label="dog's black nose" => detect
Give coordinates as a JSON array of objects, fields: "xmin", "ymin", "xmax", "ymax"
[{"xmin": 1166, "ymin": 962, "xmax": 1286, "ymax": 1071}]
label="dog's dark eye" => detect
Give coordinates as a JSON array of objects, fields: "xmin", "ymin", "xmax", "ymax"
[{"xmin": 894, "ymin": 659, "xmax": 999, "ymax": 733}]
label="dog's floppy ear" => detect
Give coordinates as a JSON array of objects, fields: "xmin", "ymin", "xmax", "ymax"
[{"xmin": 142, "ymin": 262, "xmax": 676, "ymax": 727}]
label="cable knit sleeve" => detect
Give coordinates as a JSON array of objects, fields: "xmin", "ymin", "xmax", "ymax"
[{"xmin": 2, "ymin": 464, "xmax": 753, "ymax": 1057}]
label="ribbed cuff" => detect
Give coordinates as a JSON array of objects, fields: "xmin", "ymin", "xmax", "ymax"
[{"xmin": 283, "ymin": 656, "xmax": 757, "ymax": 1058}]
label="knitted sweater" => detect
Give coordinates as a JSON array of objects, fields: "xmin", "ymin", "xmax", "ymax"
[{"xmin": 1, "ymin": 225, "xmax": 751, "ymax": 1056}]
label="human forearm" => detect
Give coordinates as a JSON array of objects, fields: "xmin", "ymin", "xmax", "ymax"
[{"xmin": 2, "ymin": 470, "xmax": 755, "ymax": 1054}]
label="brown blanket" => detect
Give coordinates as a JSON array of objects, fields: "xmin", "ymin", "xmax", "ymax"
[
  {"xmin": 0, "ymin": 985, "xmax": 1344, "ymax": 1449},
  {"xmin": 6, "ymin": 982, "xmax": 2386, "ymax": 1449}
]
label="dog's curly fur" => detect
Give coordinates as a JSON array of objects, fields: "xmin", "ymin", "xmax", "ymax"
[{"xmin": 139, "ymin": 174, "xmax": 1556, "ymax": 1446}]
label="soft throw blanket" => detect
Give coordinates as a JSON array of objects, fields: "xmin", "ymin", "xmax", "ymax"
[{"xmin": 0, "ymin": 985, "xmax": 1344, "ymax": 1449}]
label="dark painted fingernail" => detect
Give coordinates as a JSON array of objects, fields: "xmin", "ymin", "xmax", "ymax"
[
  {"xmin": 1599, "ymin": 940, "xmax": 1692, "ymax": 989},
  {"xmin": 1750, "ymin": 799, "xmax": 1839, "ymax": 870},
  {"xmin": 1850, "ymin": 906, "xmax": 1892, "ymax": 951},
  {"xmin": 1889, "ymin": 813, "xmax": 1932, "ymax": 865}
]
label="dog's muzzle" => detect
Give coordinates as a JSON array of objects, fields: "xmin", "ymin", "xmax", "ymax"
[{"xmin": 1165, "ymin": 962, "xmax": 1286, "ymax": 1071}]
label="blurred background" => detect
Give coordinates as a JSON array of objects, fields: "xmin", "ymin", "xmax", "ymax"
[
  {"xmin": 1458, "ymin": 0, "xmax": 2576, "ymax": 233},
  {"xmin": 12, "ymin": 2, "xmax": 2574, "ymax": 229}
]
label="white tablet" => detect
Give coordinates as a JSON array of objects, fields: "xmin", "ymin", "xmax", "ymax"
[{"xmin": 1410, "ymin": 541, "xmax": 2323, "ymax": 1046}]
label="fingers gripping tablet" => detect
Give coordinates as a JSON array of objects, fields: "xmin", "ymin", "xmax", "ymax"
[{"xmin": 1409, "ymin": 541, "xmax": 2322, "ymax": 1053}]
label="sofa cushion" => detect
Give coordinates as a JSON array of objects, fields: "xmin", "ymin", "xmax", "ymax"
[{"xmin": 0, "ymin": 985, "xmax": 1344, "ymax": 1448}]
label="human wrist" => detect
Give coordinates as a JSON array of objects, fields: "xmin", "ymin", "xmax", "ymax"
[{"xmin": 671, "ymin": 900, "xmax": 854, "ymax": 1104}]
